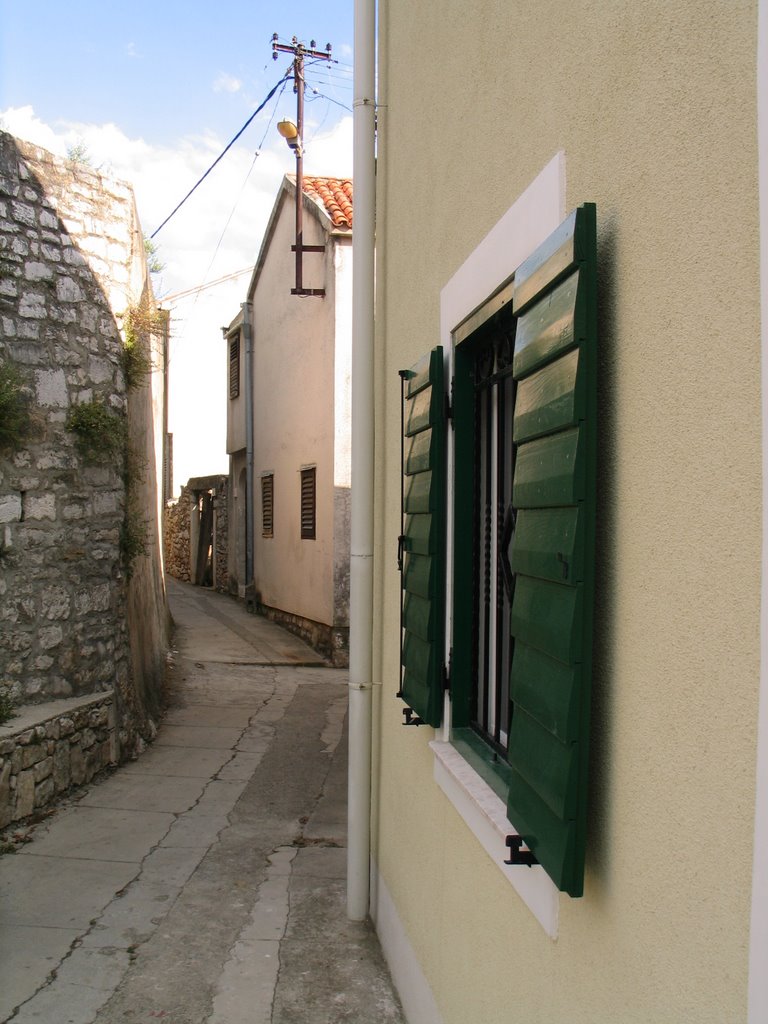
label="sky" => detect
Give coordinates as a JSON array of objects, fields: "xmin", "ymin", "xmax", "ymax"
[{"xmin": 0, "ymin": 0, "xmax": 353, "ymax": 495}]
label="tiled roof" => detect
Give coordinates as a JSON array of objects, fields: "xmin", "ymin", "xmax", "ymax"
[{"xmin": 302, "ymin": 176, "xmax": 353, "ymax": 230}]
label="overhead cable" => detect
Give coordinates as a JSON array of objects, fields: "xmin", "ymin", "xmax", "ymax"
[{"xmin": 150, "ymin": 71, "xmax": 291, "ymax": 239}]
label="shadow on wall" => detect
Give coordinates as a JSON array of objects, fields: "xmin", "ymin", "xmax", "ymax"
[{"xmin": 0, "ymin": 132, "xmax": 168, "ymax": 750}]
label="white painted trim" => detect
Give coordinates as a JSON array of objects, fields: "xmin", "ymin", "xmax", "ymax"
[
  {"xmin": 435, "ymin": 154, "xmax": 566, "ymax": 934},
  {"xmin": 431, "ymin": 741, "xmax": 559, "ymax": 938},
  {"xmin": 749, "ymin": 4, "xmax": 768, "ymax": 1020},
  {"xmin": 370, "ymin": 860, "xmax": 445, "ymax": 1024}
]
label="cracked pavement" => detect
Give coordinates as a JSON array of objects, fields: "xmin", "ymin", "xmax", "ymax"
[{"xmin": 0, "ymin": 578, "xmax": 404, "ymax": 1024}]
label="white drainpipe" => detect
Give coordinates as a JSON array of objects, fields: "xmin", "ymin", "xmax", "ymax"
[{"xmin": 347, "ymin": 0, "xmax": 376, "ymax": 922}]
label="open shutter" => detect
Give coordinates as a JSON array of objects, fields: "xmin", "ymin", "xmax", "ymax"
[
  {"xmin": 506, "ymin": 204, "xmax": 597, "ymax": 896},
  {"xmin": 399, "ymin": 347, "xmax": 447, "ymax": 727}
]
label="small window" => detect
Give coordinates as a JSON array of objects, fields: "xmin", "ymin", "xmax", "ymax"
[
  {"xmin": 229, "ymin": 335, "xmax": 240, "ymax": 399},
  {"xmin": 300, "ymin": 467, "xmax": 316, "ymax": 540},
  {"xmin": 261, "ymin": 474, "xmax": 274, "ymax": 537}
]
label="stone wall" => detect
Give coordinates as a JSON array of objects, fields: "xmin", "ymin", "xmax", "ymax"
[
  {"xmin": 0, "ymin": 133, "xmax": 168, "ymax": 786},
  {"xmin": 164, "ymin": 477, "xmax": 229, "ymax": 593},
  {"xmin": 0, "ymin": 693, "xmax": 117, "ymax": 827},
  {"xmin": 164, "ymin": 494, "xmax": 191, "ymax": 582}
]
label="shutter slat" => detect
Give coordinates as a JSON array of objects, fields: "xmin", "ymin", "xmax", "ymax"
[
  {"xmin": 403, "ymin": 591, "xmax": 437, "ymax": 641},
  {"xmin": 403, "ymin": 552, "xmax": 435, "ymax": 600},
  {"xmin": 507, "ymin": 707, "xmax": 578, "ymax": 820},
  {"xmin": 405, "ymin": 428, "xmax": 434, "ymax": 475},
  {"xmin": 514, "ymin": 348, "xmax": 583, "ymax": 444},
  {"xmin": 511, "ymin": 641, "xmax": 581, "ymax": 742},
  {"xmin": 511, "ymin": 507, "xmax": 583, "ymax": 584},
  {"xmin": 405, "ymin": 388, "xmax": 434, "ymax": 436},
  {"xmin": 513, "ymin": 427, "xmax": 584, "ymax": 508},
  {"xmin": 405, "ymin": 513, "xmax": 437, "ymax": 556},
  {"xmin": 404, "ymin": 470, "xmax": 435, "ymax": 514},
  {"xmin": 513, "ymin": 270, "xmax": 582, "ymax": 379},
  {"xmin": 506, "ymin": 768, "xmax": 577, "ymax": 893},
  {"xmin": 510, "ymin": 575, "xmax": 583, "ymax": 665},
  {"xmin": 512, "ymin": 210, "xmax": 578, "ymax": 315}
]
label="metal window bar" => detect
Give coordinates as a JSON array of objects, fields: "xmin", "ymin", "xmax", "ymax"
[{"xmin": 471, "ymin": 329, "xmax": 517, "ymax": 756}]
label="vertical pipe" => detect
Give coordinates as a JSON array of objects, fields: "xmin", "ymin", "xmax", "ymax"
[
  {"xmin": 347, "ymin": 0, "xmax": 376, "ymax": 922},
  {"xmin": 241, "ymin": 302, "xmax": 254, "ymax": 589}
]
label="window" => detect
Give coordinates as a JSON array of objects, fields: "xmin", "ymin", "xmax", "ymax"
[
  {"xmin": 261, "ymin": 474, "xmax": 274, "ymax": 537},
  {"xmin": 300, "ymin": 467, "xmax": 316, "ymax": 540},
  {"xmin": 399, "ymin": 201, "xmax": 597, "ymax": 900},
  {"xmin": 229, "ymin": 334, "xmax": 240, "ymax": 399}
]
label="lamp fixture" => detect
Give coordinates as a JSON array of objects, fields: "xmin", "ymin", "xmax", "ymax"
[{"xmin": 277, "ymin": 119, "xmax": 300, "ymax": 151}]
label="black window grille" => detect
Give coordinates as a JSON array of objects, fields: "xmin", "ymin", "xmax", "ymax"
[
  {"xmin": 261, "ymin": 474, "xmax": 274, "ymax": 537},
  {"xmin": 300, "ymin": 467, "xmax": 316, "ymax": 540},
  {"xmin": 229, "ymin": 335, "xmax": 240, "ymax": 399}
]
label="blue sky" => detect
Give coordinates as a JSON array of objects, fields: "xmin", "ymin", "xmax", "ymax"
[
  {"xmin": 0, "ymin": 0, "xmax": 354, "ymax": 491},
  {"xmin": 0, "ymin": 0, "xmax": 353, "ymax": 147}
]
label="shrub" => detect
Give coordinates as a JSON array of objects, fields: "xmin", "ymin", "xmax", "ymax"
[{"xmin": 66, "ymin": 399, "xmax": 126, "ymax": 462}]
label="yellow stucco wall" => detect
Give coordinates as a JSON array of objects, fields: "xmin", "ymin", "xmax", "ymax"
[{"xmin": 373, "ymin": 3, "xmax": 761, "ymax": 1022}]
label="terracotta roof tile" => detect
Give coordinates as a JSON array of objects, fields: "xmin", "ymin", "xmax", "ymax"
[{"xmin": 302, "ymin": 176, "xmax": 353, "ymax": 229}]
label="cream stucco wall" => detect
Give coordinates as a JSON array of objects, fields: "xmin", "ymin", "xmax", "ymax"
[
  {"xmin": 249, "ymin": 188, "xmax": 351, "ymax": 629},
  {"xmin": 373, "ymin": 4, "xmax": 761, "ymax": 1023}
]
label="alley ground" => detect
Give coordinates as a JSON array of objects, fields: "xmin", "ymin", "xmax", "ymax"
[{"xmin": 0, "ymin": 578, "xmax": 405, "ymax": 1024}]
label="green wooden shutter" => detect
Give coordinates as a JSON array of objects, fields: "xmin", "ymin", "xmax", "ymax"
[
  {"xmin": 506, "ymin": 204, "xmax": 597, "ymax": 896},
  {"xmin": 399, "ymin": 347, "xmax": 446, "ymax": 727}
]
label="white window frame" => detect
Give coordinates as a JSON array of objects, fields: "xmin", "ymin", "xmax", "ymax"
[{"xmin": 433, "ymin": 152, "xmax": 567, "ymax": 938}]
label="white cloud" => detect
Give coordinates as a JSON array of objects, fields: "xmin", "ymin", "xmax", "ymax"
[
  {"xmin": 125, "ymin": 41, "xmax": 140, "ymax": 59},
  {"xmin": 0, "ymin": 105, "xmax": 352, "ymax": 495},
  {"xmin": 213, "ymin": 72, "xmax": 242, "ymax": 94}
]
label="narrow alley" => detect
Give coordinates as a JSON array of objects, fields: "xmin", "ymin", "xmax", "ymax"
[{"xmin": 0, "ymin": 579, "xmax": 404, "ymax": 1024}]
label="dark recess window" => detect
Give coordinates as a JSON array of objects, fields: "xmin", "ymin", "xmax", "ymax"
[
  {"xmin": 229, "ymin": 335, "xmax": 240, "ymax": 399},
  {"xmin": 300, "ymin": 467, "xmax": 316, "ymax": 540},
  {"xmin": 261, "ymin": 474, "xmax": 274, "ymax": 537}
]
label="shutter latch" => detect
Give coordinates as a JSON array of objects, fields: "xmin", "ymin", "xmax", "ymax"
[
  {"xmin": 402, "ymin": 707, "xmax": 424, "ymax": 727},
  {"xmin": 504, "ymin": 835, "xmax": 539, "ymax": 867}
]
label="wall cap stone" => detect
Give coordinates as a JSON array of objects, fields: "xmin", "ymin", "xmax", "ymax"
[{"xmin": 0, "ymin": 690, "xmax": 113, "ymax": 741}]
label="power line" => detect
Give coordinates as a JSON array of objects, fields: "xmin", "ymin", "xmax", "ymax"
[
  {"xmin": 150, "ymin": 71, "xmax": 291, "ymax": 240},
  {"xmin": 159, "ymin": 266, "xmax": 252, "ymax": 304}
]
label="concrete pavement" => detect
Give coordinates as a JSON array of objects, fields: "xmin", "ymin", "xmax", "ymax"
[{"xmin": 0, "ymin": 578, "xmax": 404, "ymax": 1024}]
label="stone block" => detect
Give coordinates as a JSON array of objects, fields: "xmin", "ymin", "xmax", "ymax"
[
  {"xmin": 35, "ymin": 367, "xmax": 67, "ymax": 406},
  {"xmin": 14, "ymin": 769, "xmax": 35, "ymax": 818},
  {"xmin": 59, "ymin": 717, "xmax": 75, "ymax": 737},
  {"xmin": 80, "ymin": 728, "xmax": 96, "ymax": 750},
  {"xmin": 0, "ymin": 738, "xmax": 14, "ymax": 756},
  {"xmin": 33, "ymin": 756, "xmax": 53, "ymax": 783},
  {"xmin": 89, "ymin": 706, "xmax": 109, "ymax": 728},
  {"xmin": 22, "ymin": 492, "xmax": 56, "ymax": 521},
  {"xmin": 21, "ymin": 744, "xmax": 45, "ymax": 769},
  {"xmin": 19, "ymin": 292, "xmax": 46, "ymax": 319},
  {"xmin": 0, "ymin": 494, "xmax": 22, "ymax": 523},
  {"xmin": 11, "ymin": 748, "xmax": 22, "ymax": 774},
  {"xmin": 39, "ymin": 209, "xmax": 58, "ymax": 229},
  {"xmin": 56, "ymin": 276, "xmax": 82, "ymax": 302},
  {"xmin": 70, "ymin": 744, "xmax": 85, "ymax": 785},
  {"xmin": 42, "ymin": 586, "xmax": 70, "ymax": 620},
  {"xmin": 34, "ymin": 775, "xmax": 54, "ymax": 807},
  {"xmin": 45, "ymin": 720, "xmax": 61, "ymax": 740},
  {"xmin": 38, "ymin": 626, "xmax": 63, "ymax": 650},
  {"xmin": 24, "ymin": 260, "xmax": 53, "ymax": 281},
  {"xmin": 11, "ymin": 200, "xmax": 35, "ymax": 226},
  {"xmin": 0, "ymin": 759, "xmax": 11, "ymax": 828},
  {"xmin": 54, "ymin": 741, "xmax": 70, "ymax": 791}
]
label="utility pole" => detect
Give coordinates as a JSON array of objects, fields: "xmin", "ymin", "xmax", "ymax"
[{"xmin": 272, "ymin": 35, "xmax": 333, "ymax": 296}]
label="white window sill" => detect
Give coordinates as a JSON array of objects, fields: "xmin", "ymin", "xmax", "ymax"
[{"xmin": 430, "ymin": 740, "xmax": 559, "ymax": 938}]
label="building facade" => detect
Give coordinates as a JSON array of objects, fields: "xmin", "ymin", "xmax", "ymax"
[
  {"xmin": 369, "ymin": 4, "xmax": 766, "ymax": 1023},
  {"xmin": 226, "ymin": 175, "xmax": 352, "ymax": 664}
]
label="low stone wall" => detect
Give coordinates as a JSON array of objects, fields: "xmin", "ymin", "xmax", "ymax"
[
  {"xmin": 257, "ymin": 602, "xmax": 349, "ymax": 668},
  {"xmin": 0, "ymin": 691, "xmax": 116, "ymax": 827}
]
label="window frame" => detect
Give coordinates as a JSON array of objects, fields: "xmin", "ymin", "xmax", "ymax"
[{"xmin": 434, "ymin": 153, "xmax": 568, "ymax": 936}]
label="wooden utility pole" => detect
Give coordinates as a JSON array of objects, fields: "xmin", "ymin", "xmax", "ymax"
[{"xmin": 272, "ymin": 35, "xmax": 333, "ymax": 296}]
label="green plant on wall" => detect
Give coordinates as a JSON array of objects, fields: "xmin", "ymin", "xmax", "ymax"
[
  {"xmin": 121, "ymin": 303, "xmax": 165, "ymax": 390},
  {"xmin": 66, "ymin": 399, "xmax": 126, "ymax": 462},
  {"xmin": 0, "ymin": 360, "xmax": 31, "ymax": 453}
]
